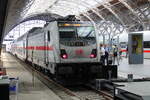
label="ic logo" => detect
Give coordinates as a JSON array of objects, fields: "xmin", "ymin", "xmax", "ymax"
[{"xmin": 75, "ymin": 49, "xmax": 83, "ymax": 55}]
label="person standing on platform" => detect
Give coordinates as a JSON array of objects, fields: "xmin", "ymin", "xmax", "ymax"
[
  {"xmin": 119, "ymin": 47, "xmax": 122, "ymax": 61},
  {"xmin": 126, "ymin": 45, "xmax": 128, "ymax": 58},
  {"xmin": 100, "ymin": 44, "xmax": 105, "ymax": 65},
  {"xmin": 113, "ymin": 45, "xmax": 119, "ymax": 65},
  {"xmin": 104, "ymin": 45, "xmax": 109, "ymax": 65}
]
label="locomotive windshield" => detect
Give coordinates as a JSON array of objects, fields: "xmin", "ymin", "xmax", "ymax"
[{"xmin": 59, "ymin": 26, "xmax": 96, "ymax": 46}]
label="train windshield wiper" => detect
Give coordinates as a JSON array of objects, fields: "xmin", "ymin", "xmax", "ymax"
[{"xmin": 85, "ymin": 30, "xmax": 93, "ymax": 38}]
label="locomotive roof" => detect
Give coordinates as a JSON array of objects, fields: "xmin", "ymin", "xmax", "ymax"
[
  {"xmin": 28, "ymin": 27, "xmax": 43, "ymax": 33},
  {"xmin": 15, "ymin": 27, "xmax": 43, "ymax": 42},
  {"xmin": 16, "ymin": 33, "xmax": 27, "ymax": 42},
  {"xmin": 28, "ymin": 27, "xmax": 44, "ymax": 37}
]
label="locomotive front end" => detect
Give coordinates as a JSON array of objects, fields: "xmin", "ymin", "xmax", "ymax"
[
  {"xmin": 58, "ymin": 22, "xmax": 99, "ymax": 63},
  {"xmin": 56, "ymin": 22, "xmax": 101, "ymax": 83}
]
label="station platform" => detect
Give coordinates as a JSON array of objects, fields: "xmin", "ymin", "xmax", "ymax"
[
  {"xmin": 118, "ymin": 57, "xmax": 150, "ymax": 79},
  {"xmin": 1, "ymin": 52, "xmax": 150, "ymax": 100},
  {"xmin": 1, "ymin": 53, "xmax": 61, "ymax": 100}
]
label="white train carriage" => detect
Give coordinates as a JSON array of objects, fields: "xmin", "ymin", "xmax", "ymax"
[
  {"xmin": 11, "ymin": 41, "xmax": 17, "ymax": 56},
  {"xmin": 12, "ymin": 20, "xmax": 101, "ymax": 83},
  {"xmin": 14, "ymin": 34, "xmax": 27, "ymax": 60},
  {"xmin": 143, "ymin": 33, "xmax": 150, "ymax": 59}
]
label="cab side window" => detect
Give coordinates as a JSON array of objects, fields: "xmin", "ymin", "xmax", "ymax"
[
  {"xmin": 47, "ymin": 31, "xmax": 50, "ymax": 41},
  {"xmin": 144, "ymin": 41, "xmax": 150, "ymax": 48}
]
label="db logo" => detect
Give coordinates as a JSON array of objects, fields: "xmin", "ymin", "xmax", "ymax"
[{"xmin": 75, "ymin": 49, "xmax": 83, "ymax": 55}]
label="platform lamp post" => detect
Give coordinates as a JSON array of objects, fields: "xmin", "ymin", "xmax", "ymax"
[
  {"xmin": 117, "ymin": 35, "xmax": 119, "ymax": 44},
  {"xmin": 0, "ymin": 44, "xmax": 1, "ymax": 57},
  {"xmin": 102, "ymin": 32, "xmax": 106, "ymax": 45},
  {"xmin": 107, "ymin": 32, "xmax": 112, "ymax": 51}
]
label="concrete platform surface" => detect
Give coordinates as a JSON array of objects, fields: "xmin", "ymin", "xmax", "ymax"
[
  {"xmin": 115, "ymin": 82, "xmax": 150, "ymax": 96},
  {"xmin": 118, "ymin": 57, "xmax": 150, "ymax": 79},
  {"xmin": 1, "ymin": 53, "xmax": 62, "ymax": 100}
]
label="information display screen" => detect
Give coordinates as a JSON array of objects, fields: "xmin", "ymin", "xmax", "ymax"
[{"xmin": 132, "ymin": 35, "xmax": 143, "ymax": 54}]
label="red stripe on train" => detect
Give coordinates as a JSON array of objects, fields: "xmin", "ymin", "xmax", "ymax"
[
  {"xmin": 16, "ymin": 46, "xmax": 53, "ymax": 51},
  {"xmin": 121, "ymin": 50, "xmax": 127, "ymax": 52},
  {"xmin": 144, "ymin": 50, "xmax": 150, "ymax": 53},
  {"xmin": 26, "ymin": 46, "xmax": 34, "ymax": 50},
  {"xmin": 35, "ymin": 46, "xmax": 53, "ymax": 50},
  {"xmin": 121, "ymin": 49, "xmax": 150, "ymax": 53}
]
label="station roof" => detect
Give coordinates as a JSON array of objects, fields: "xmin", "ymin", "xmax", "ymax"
[
  {"xmin": 0, "ymin": 0, "xmax": 8, "ymax": 45},
  {"xmin": 1, "ymin": 0, "xmax": 150, "ymax": 44}
]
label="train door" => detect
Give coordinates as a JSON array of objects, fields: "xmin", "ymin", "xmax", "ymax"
[
  {"xmin": 23, "ymin": 40, "xmax": 25, "ymax": 57},
  {"xmin": 45, "ymin": 31, "xmax": 49, "ymax": 65},
  {"xmin": 26, "ymin": 37, "xmax": 28, "ymax": 61},
  {"xmin": 45, "ymin": 30, "xmax": 52, "ymax": 63}
]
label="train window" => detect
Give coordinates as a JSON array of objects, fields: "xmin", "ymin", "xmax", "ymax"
[
  {"xmin": 59, "ymin": 26, "xmax": 96, "ymax": 46},
  {"xmin": 77, "ymin": 26, "xmax": 95, "ymax": 38},
  {"xmin": 144, "ymin": 41, "xmax": 150, "ymax": 48},
  {"xmin": 59, "ymin": 27, "xmax": 76, "ymax": 39},
  {"xmin": 59, "ymin": 31, "xmax": 76, "ymax": 38},
  {"xmin": 120, "ymin": 42, "xmax": 127, "ymax": 48},
  {"xmin": 47, "ymin": 31, "xmax": 50, "ymax": 41}
]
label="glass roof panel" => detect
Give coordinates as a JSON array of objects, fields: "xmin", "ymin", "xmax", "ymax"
[
  {"xmin": 24, "ymin": 0, "xmax": 57, "ymax": 18},
  {"xmin": 82, "ymin": 0, "xmax": 98, "ymax": 6},
  {"xmin": 47, "ymin": 0, "xmax": 88, "ymax": 16},
  {"xmin": 23, "ymin": 0, "xmax": 112, "ymax": 18}
]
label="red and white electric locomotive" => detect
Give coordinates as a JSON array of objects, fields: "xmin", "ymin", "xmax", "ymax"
[{"xmin": 11, "ymin": 18, "xmax": 102, "ymax": 83}]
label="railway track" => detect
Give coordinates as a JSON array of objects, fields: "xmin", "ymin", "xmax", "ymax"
[
  {"xmin": 13, "ymin": 55, "xmax": 113, "ymax": 100},
  {"xmin": 69, "ymin": 86, "xmax": 105, "ymax": 100}
]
